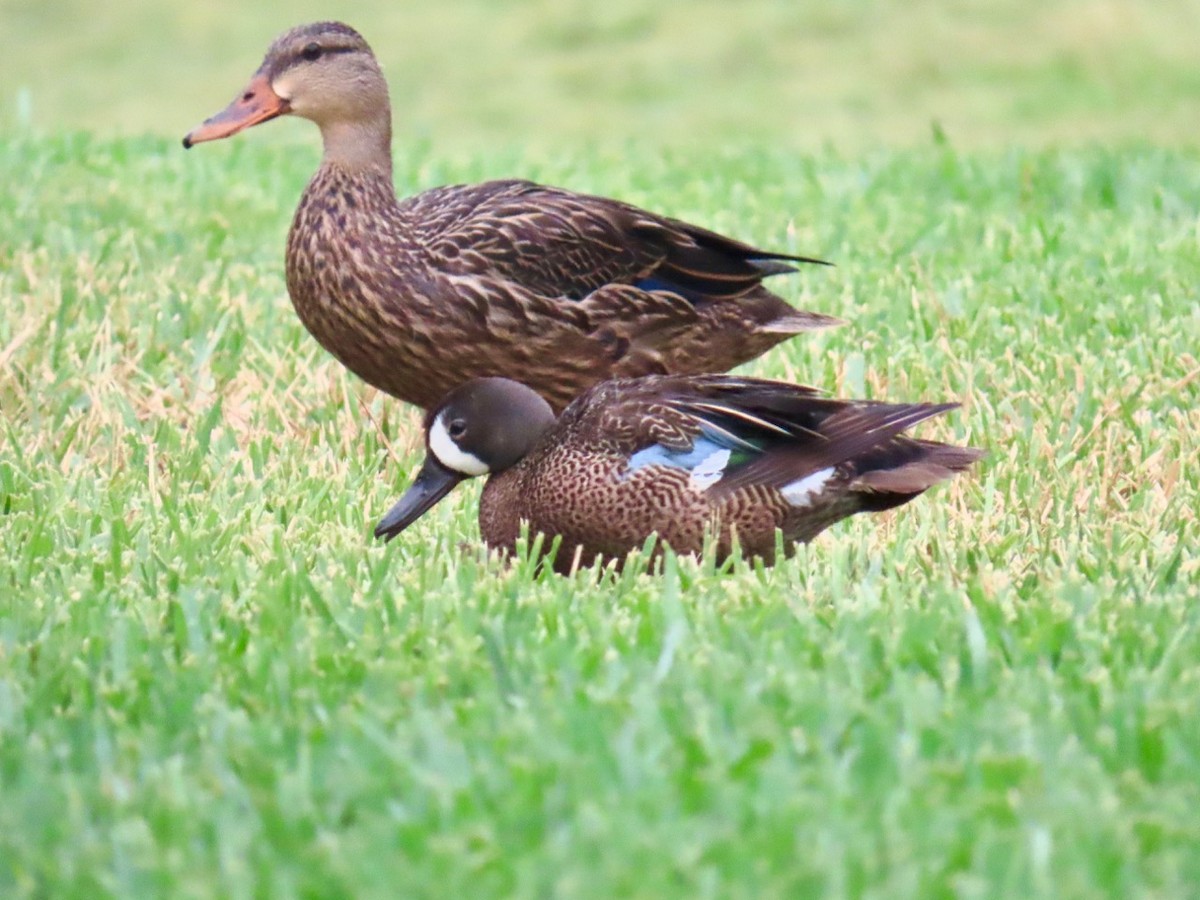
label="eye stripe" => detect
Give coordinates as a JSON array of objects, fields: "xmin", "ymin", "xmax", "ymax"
[{"xmin": 300, "ymin": 44, "xmax": 358, "ymax": 60}]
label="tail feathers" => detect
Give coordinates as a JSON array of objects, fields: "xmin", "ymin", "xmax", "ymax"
[
  {"xmin": 723, "ymin": 286, "xmax": 842, "ymax": 336},
  {"xmin": 747, "ymin": 256, "xmax": 835, "ymax": 276},
  {"xmin": 852, "ymin": 442, "xmax": 985, "ymax": 512},
  {"xmin": 748, "ymin": 259, "xmax": 799, "ymax": 277},
  {"xmin": 703, "ymin": 396, "xmax": 981, "ymax": 507},
  {"xmin": 825, "ymin": 401, "xmax": 957, "ymax": 442},
  {"xmin": 756, "ymin": 309, "xmax": 844, "ymax": 334},
  {"xmin": 706, "ymin": 401, "xmax": 950, "ymax": 499},
  {"xmin": 674, "ymin": 219, "xmax": 832, "ymax": 270},
  {"xmin": 636, "ymin": 218, "xmax": 831, "ymax": 302}
]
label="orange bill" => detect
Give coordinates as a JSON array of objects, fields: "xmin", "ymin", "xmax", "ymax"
[{"xmin": 182, "ymin": 73, "xmax": 289, "ymax": 148}]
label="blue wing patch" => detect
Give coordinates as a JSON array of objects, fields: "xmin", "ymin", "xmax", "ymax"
[
  {"xmin": 634, "ymin": 276, "xmax": 706, "ymax": 304},
  {"xmin": 624, "ymin": 432, "xmax": 759, "ymax": 490},
  {"xmin": 627, "ymin": 437, "xmax": 726, "ymax": 473}
]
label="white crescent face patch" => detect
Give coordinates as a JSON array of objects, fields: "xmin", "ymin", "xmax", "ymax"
[{"xmin": 428, "ymin": 415, "xmax": 489, "ymax": 476}]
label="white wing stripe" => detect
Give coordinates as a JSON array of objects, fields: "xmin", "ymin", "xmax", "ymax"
[{"xmin": 780, "ymin": 467, "xmax": 835, "ymax": 507}]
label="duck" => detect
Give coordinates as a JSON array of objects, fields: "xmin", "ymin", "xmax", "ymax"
[
  {"xmin": 182, "ymin": 21, "xmax": 837, "ymax": 413},
  {"xmin": 374, "ymin": 376, "xmax": 982, "ymax": 572}
]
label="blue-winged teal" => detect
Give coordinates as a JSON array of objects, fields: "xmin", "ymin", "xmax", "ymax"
[
  {"xmin": 374, "ymin": 376, "xmax": 982, "ymax": 572},
  {"xmin": 182, "ymin": 22, "xmax": 837, "ymax": 413}
]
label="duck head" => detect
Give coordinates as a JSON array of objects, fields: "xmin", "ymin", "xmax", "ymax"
[
  {"xmin": 374, "ymin": 379, "xmax": 557, "ymax": 542},
  {"xmin": 183, "ymin": 22, "xmax": 392, "ymax": 169}
]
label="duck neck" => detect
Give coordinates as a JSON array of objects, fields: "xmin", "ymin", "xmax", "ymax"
[{"xmin": 318, "ymin": 116, "xmax": 394, "ymax": 178}]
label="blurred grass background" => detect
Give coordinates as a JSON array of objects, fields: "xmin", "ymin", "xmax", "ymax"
[{"xmin": 4, "ymin": 0, "xmax": 1200, "ymax": 151}]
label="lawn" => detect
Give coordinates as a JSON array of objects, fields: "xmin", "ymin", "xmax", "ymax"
[
  {"xmin": 3, "ymin": 1, "xmax": 1200, "ymax": 897},
  {"xmin": 5, "ymin": 0, "xmax": 1200, "ymax": 150}
]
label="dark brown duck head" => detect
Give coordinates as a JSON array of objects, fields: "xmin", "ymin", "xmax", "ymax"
[
  {"xmin": 374, "ymin": 378, "xmax": 557, "ymax": 541},
  {"xmin": 182, "ymin": 22, "xmax": 392, "ymax": 172}
]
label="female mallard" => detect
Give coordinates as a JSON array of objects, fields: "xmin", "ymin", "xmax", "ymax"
[
  {"xmin": 183, "ymin": 21, "xmax": 836, "ymax": 413},
  {"xmin": 375, "ymin": 376, "xmax": 981, "ymax": 572}
]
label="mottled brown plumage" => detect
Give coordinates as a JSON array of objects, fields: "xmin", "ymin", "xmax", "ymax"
[
  {"xmin": 183, "ymin": 22, "xmax": 837, "ymax": 413},
  {"xmin": 375, "ymin": 376, "xmax": 982, "ymax": 573}
]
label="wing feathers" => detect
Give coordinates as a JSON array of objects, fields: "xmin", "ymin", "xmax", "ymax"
[
  {"xmin": 413, "ymin": 181, "xmax": 828, "ymax": 305},
  {"xmin": 577, "ymin": 376, "xmax": 979, "ymax": 510},
  {"xmin": 704, "ymin": 398, "xmax": 967, "ymax": 499}
]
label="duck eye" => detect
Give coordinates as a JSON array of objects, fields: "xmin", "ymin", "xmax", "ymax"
[
  {"xmin": 447, "ymin": 420, "xmax": 467, "ymax": 440},
  {"xmin": 301, "ymin": 43, "xmax": 322, "ymax": 62}
]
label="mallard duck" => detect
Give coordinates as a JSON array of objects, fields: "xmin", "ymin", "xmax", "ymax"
[
  {"xmin": 374, "ymin": 376, "xmax": 981, "ymax": 572},
  {"xmin": 183, "ymin": 21, "xmax": 836, "ymax": 413}
]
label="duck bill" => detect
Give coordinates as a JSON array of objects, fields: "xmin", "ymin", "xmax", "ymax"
[
  {"xmin": 182, "ymin": 73, "xmax": 289, "ymax": 148},
  {"xmin": 374, "ymin": 456, "xmax": 465, "ymax": 542}
]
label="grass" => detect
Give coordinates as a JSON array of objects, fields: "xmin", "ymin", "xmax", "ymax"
[
  {"xmin": 5, "ymin": 0, "xmax": 1200, "ymax": 151},
  {"xmin": 2, "ymin": 130, "xmax": 1198, "ymax": 896},
  {"xmin": 3, "ymin": 0, "xmax": 1200, "ymax": 892}
]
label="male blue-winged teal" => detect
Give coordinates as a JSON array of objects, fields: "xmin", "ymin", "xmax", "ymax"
[
  {"xmin": 374, "ymin": 376, "xmax": 982, "ymax": 572},
  {"xmin": 182, "ymin": 21, "xmax": 837, "ymax": 413}
]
